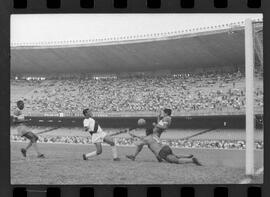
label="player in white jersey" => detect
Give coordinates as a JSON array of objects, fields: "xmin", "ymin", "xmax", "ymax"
[
  {"xmin": 13, "ymin": 100, "xmax": 45, "ymax": 158},
  {"xmin": 82, "ymin": 108, "xmax": 120, "ymax": 161}
]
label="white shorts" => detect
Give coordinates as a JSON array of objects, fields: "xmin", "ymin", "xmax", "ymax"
[{"xmin": 91, "ymin": 132, "xmax": 107, "ymax": 144}]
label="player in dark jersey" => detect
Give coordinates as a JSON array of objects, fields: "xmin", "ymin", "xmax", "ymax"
[
  {"xmin": 152, "ymin": 108, "xmax": 172, "ymax": 138},
  {"xmin": 126, "ymin": 127, "xmax": 163, "ymax": 162},
  {"xmin": 127, "ymin": 129, "xmax": 201, "ymax": 165},
  {"xmin": 13, "ymin": 100, "xmax": 45, "ymax": 158},
  {"xmin": 126, "ymin": 109, "xmax": 173, "ymax": 162}
]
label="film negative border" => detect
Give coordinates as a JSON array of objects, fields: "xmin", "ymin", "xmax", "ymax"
[
  {"xmin": 11, "ymin": 185, "xmax": 263, "ymax": 197},
  {"xmin": 11, "ymin": 0, "xmax": 263, "ymax": 13},
  {"xmin": 1, "ymin": 0, "xmax": 269, "ymax": 197},
  {"xmin": 12, "ymin": 0, "xmax": 262, "ymax": 10}
]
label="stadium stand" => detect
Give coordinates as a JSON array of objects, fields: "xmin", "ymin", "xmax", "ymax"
[
  {"xmin": 10, "ymin": 134, "xmax": 263, "ymax": 150},
  {"xmin": 10, "ymin": 69, "xmax": 263, "ymax": 116}
]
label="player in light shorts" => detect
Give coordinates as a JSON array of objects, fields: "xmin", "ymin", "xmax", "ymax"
[
  {"xmin": 82, "ymin": 108, "xmax": 120, "ymax": 161},
  {"xmin": 13, "ymin": 100, "xmax": 45, "ymax": 158}
]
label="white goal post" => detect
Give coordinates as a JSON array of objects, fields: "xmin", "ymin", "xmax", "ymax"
[{"xmin": 245, "ymin": 18, "xmax": 255, "ymax": 176}]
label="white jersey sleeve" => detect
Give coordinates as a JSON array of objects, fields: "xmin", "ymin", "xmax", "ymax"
[
  {"xmin": 83, "ymin": 118, "xmax": 102, "ymax": 133},
  {"xmin": 158, "ymin": 116, "xmax": 171, "ymax": 128},
  {"xmin": 158, "ymin": 119, "xmax": 165, "ymax": 126},
  {"xmin": 83, "ymin": 119, "xmax": 89, "ymax": 131}
]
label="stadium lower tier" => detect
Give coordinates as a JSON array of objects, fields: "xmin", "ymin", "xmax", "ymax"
[
  {"xmin": 11, "ymin": 114, "xmax": 264, "ymax": 129},
  {"xmin": 10, "ymin": 134, "xmax": 263, "ymax": 150}
]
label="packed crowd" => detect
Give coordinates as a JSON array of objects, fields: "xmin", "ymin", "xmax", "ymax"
[
  {"xmin": 10, "ymin": 134, "xmax": 263, "ymax": 150},
  {"xmin": 11, "ymin": 70, "xmax": 263, "ymax": 115}
]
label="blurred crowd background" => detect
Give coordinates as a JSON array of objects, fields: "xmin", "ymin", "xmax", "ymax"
[
  {"xmin": 10, "ymin": 69, "xmax": 263, "ymax": 116},
  {"xmin": 10, "ymin": 134, "xmax": 263, "ymax": 150}
]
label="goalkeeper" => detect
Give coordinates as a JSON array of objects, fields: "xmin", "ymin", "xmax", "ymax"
[{"xmin": 126, "ymin": 128, "xmax": 202, "ymax": 165}]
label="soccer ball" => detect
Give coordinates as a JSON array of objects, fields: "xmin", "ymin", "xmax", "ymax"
[{"xmin": 138, "ymin": 118, "xmax": 146, "ymax": 126}]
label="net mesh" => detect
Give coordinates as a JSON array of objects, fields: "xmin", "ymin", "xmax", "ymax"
[
  {"xmin": 253, "ymin": 22, "xmax": 263, "ymax": 69},
  {"xmin": 253, "ymin": 21, "xmax": 263, "ymax": 128}
]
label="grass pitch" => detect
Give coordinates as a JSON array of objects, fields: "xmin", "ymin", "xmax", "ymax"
[{"xmin": 11, "ymin": 142, "xmax": 263, "ymax": 184}]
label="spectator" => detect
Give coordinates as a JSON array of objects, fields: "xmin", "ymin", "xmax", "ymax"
[
  {"xmin": 10, "ymin": 134, "xmax": 263, "ymax": 150},
  {"xmin": 10, "ymin": 69, "xmax": 263, "ymax": 115}
]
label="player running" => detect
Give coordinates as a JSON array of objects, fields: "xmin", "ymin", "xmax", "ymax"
[
  {"xmin": 12, "ymin": 100, "xmax": 45, "ymax": 158},
  {"xmin": 82, "ymin": 108, "xmax": 121, "ymax": 161},
  {"xmin": 126, "ymin": 129, "xmax": 202, "ymax": 165}
]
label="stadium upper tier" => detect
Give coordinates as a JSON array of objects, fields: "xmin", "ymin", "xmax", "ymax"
[{"xmin": 11, "ymin": 24, "xmax": 253, "ymax": 73}]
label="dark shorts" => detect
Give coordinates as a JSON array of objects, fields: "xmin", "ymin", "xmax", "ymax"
[
  {"xmin": 158, "ymin": 145, "xmax": 172, "ymax": 160},
  {"xmin": 22, "ymin": 132, "xmax": 38, "ymax": 143}
]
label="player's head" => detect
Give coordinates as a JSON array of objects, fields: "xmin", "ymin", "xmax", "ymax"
[
  {"xmin": 17, "ymin": 100, "xmax": 24, "ymax": 110},
  {"xmin": 163, "ymin": 108, "xmax": 172, "ymax": 116},
  {"xmin": 83, "ymin": 108, "xmax": 93, "ymax": 118}
]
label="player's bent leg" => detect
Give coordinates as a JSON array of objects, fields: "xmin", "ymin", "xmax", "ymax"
[
  {"xmin": 192, "ymin": 157, "xmax": 202, "ymax": 166},
  {"xmin": 156, "ymin": 155, "xmax": 163, "ymax": 162},
  {"xmin": 174, "ymin": 153, "xmax": 193, "ymax": 159},
  {"xmin": 95, "ymin": 143, "xmax": 102, "ymax": 155},
  {"xmin": 32, "ymin": 142, "xmax": 44, "ymax": 158},
  {"xmin": 103, "ymin": 135, "xmax": 120, "ymax": 161},
  {"xmin": 21, "ymin": 132, "xmax": 33, "ymax": 157},
  {"xmin": 28, "ymin": 133, "xmax": 44, "ymax": 158},
  {"xmin": 103, "ymin": 135, "xmax": 115, "ymax": 146},
  {"xmin": 148, "ymin": 147, "xmax": 163, "ymax": 162},
  {"xmin": 83, "ymin": 142, "xmax": 101, "ymax": 160},
  {"xmin": 134, "ymin": 144, "xmax": 143, "ymax": 157},
  {"xmin": 165, "ymin": 154, "xmax": 181, "ymax": 164},
  {"xmin": 25, "ymin": 141, "xmax": 32, "ymax": 151},
  {"xmin": 176, "ymin": 158, "xmax": 195, "ymax": 164},
  {"xmin": 21, "ymin": 148, "xmax": 27, "ymax": 157},
  {"xmin": 165, "ymin": 155, "xmax": 202, "ymax": 165},
  {"xmin": 126, "ymin": 144, "xmax": 143, "ymax": 161},
  {"xmin": 20, "ymin": 140, "xmax": 31, "ymax": 157}
]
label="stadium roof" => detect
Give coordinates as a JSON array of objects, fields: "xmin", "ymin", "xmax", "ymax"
[{"xmin": 11, "ymin": 21, "xmax": 262, "ymax": 73}]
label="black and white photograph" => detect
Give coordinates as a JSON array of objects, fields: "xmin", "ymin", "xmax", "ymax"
[{"xmin": 10, "ymin": 14, "xmax": 263, "ymax": 184}]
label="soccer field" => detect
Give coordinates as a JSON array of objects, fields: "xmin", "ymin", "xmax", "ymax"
[{"xmin": 11, "ymin": 142, "xmax": 263, "ymax": 184}]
